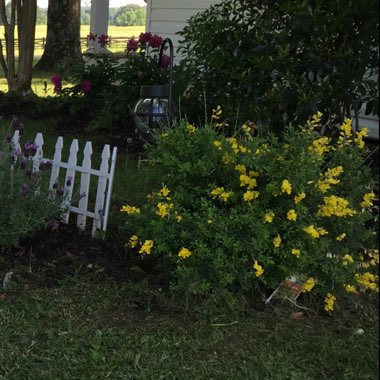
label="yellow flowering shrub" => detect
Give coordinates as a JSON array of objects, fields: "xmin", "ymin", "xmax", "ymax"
[{"xmin": 121, "ymin": 116, "xmax": 378, "ymax": 309}]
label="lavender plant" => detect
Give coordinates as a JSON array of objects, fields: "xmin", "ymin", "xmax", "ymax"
[{"xmin": 0, "ymin": 117, "xmax": 63, "ymax": 252}]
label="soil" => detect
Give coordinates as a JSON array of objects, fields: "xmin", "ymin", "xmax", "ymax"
[{"xmin": 1, "ymin": 221, "xmax": 134, "ymax": 289}]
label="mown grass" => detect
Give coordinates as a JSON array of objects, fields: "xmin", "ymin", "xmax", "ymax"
[{"xmin": 0, "ymin": 271, "xmax": 378, "ymax": 380}]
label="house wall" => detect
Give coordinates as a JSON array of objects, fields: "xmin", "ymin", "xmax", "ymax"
[{"xmin": 145, "ymin": 0, "xmax": 219, "ymax": 61}]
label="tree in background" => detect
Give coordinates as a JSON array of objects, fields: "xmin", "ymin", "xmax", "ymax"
[
  {"xmin": 0, "ymin": 0, "xmax": 37, "ymax": 93},
  {"xmin": 111, "ymin": 5, "xmax": 146, "ymax": 26},
  {"xmin": 34, "ymin": 0, "xmax": 82, "ymax": 72}
]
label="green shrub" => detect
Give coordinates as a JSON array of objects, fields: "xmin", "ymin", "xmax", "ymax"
[
  {"xmin": 120, "ymin": 112, "xmax": 378, "ymax": 310},
  {"xmin": 0, "ymin": 118, "xmax": 64, "ymax": 252},
  {"xmin": 177, "ymin": 0, "xmax": 379, "ymax": 131}
]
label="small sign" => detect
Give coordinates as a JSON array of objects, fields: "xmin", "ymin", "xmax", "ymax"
[{"xmin": 266, "ymin": 276, "xmax": 304, "ymax": 304}]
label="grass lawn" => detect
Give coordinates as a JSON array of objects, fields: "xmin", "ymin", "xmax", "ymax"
[{"xmin": 0, "ymin": 270, "xmax": 378, "ymax": 379}]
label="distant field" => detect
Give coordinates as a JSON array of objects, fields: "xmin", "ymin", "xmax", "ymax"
[{"xmin": 0, "ymin": 25, "xmax": 145, "ymax": 55}]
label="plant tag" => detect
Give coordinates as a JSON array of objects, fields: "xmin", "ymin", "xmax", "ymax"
[{"xmin": 265, "ymin": 276, "xmax": 304, "ymax": 304}]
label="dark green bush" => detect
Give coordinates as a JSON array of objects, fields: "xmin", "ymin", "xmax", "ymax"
[{"xmin": 177, "ymin": 0, "xmax": 379, "ymax": 131}]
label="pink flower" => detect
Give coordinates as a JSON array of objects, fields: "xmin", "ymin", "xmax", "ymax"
[
  {"xmin": 126, "ymin": 37, "xmax": 139, "ymax": 52},
  {"xmin": 139, "ymin": 32, "xmax": 152, "ymax": 44},
  {"xmin": 149, "ymin": 34, "xmax": 163, "ymax": 48},
  {"xmin": 160, "ymin": 54, "xmax": 171, "ymax": 69},
  {"xmin": 98, "ymin": 34, "xmax": 109, "ymax": 48},
  {"xmin": 51, "ymin": 74, "xmax": 62, "ymax": 94},
  {"xmin": 81, "ymin": 80, "xmax": 92, "ymax": 94},
  {"xmin": 87, "ymin": 32, "xmax": 97, "ymax": 42}
]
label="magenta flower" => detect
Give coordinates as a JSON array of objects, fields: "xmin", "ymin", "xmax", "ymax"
[
  {"xmin": 149, "ymin": 34, "xmax": 163, "ymax": 48},
  {"xmin": 160, "ymin": 54, "xmax": 171, "ymax": 69},
  {"xmin": 98, "ymin": 34, "xmax": 109, "ymax": 48},
  {"xmin": 126, "ymin": 37, "xmax": 139, "ymax": 52},
  {"xmin": 139, "ymin": 32, "xmax": 152, "ymax": 44},
  {"xmin": 81, "ymin": 80, "xmax": 92, "ymax": 94},
  {"xmin": 87, "ymin": 32, "xmax": 97, "ymax": 42},
  {"xmin": 51, "ymin": 74, "xmax": 62, "ymax": 94}
]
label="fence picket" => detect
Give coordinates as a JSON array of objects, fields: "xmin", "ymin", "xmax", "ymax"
[
  {"xmin": 32, "ymin": 133, "xmax": 44, "ymax": 172},
  {"xmin": 11, "ymin": 130, "xmax": 20, "ymax": 153},
  {"xmin": 62, "ymin": 139, "xmax": 79, "ymax": 223},
  {"xmin": 102, "ymin": 147, "xmax": 117, "ymax": 232},
  {"xmin": 92, "ymin": 145, "xmax": 111, "ymax": 236},
  {"xmin": 49, "ymin": 137, "xmax": 63, "ymax": 189},
  {"xmin": 77, "ymin": 141, "xmax": 92, "ymax": 230}
]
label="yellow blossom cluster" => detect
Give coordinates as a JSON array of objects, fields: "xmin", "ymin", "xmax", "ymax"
[
  {"xmin": 354, "ymin": 128, "xmax": 368, "ymax": 148},
  {"xmin": 287, "ymin": 209, "xmax": 297, "ymax": 221},
  {"xmin": 139, "ymin": 240, "xmax": 154, "ymax": 255},
  {"xmin": 211, "ymin": 105, "xmax": 222, "ymax": 120},
  {"xmin": 317, "ymin": 166, "xmax": 343, "ymax": 193},
  {"xmin": 281, "ymin": 179, "xmax": 292, "ymax": 195},
  {"xmin": 273, "ymin": 234, "xmax": 282, "ymax": 248},
  {"xmin": 324, "ymin": 293, "xmax": 336, "ymax": 312},
  {"xmin": 344, "ymin": 284, "xmax": 356, "ymax": 293},
  {"xmin": 317, "ymin": 195, "xmax": 356, "ymax": 217},
  {"xmin": 253, "ymin": 260, "xmax": 264, "ymax": 277},
  {"xmin": 338, "ymin": 118, "xmax": 353, "ymax": 147},
  {"xmin": 263, "ymin": 211, "xmax": 275, "ymax": 223},
  {"xmin": 156, "ymin": 202, "xmax": 173, "ymax": 218},
  {"xmin": 355, "ymin": 272, "xmax": 378, "ymax": 291},
  {"xmin": 291, "ymin": 248, "xmax": 301, "ymax": 258},
  {"xmin": 309, "ymin": 136, "xmax": 331, "ymax": 157},
  {"xmin": 307, "ymin": 111, "xmax": 323, "ymax": 129},
  {"xmin": 120, "ymin": 205, "xmax": 141, "ymax": 214},
  {"xmin": 186, "ymin": 124, "xmax": 197, "ymax": 133},
  {"xmin": 360, "ymin": 191, "xmax": 376, "ymax": 208},
  {"xmin": 336, "ymin": 233, "xmax": 347, "ymax": 241},
  {"xmin": 303, "ymin": 277, "xmax": 315, "ymax": 292},
  {"xmin": 294, "ymin": 192, "xmax": 306, "ymax": 204},
  {"xmin": 342, "ymin": 254, "xmax": 354, "ymax": 266},
  {"xmin": 210, "ymin": 187, "xmax": 234, "ymax": 202},
  {"xmin": 213, "ymin": 140, "xmax": 222, "ymax": 150},
  {"xmin": 303, "ymin": 225, "xmax": 328, "ymax": 238},
  {"xmin": 128, "ymin": 235, "xmax": 139, "ymax": 248},
  {"xmin": 158, "ymin": 185, "xmax": 171, "ymax": 199},
  {"xmin": 178, "ymin": 247, "xmax": 192, "ymax": 259}
]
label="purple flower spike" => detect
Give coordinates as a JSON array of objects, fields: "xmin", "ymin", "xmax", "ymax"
[
  {"xmin": 22, "ymin": 182, "xmax": 30, "ymax": 196},
  {"xmin": 66, "ymin": 176, "xmax": 73, "ymax": 187},
  {"xmin": 53, "ymin": 182, "xmax": 59, "ymax": 189}
]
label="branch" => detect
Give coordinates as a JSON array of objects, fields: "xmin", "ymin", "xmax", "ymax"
[{"xmin": 0, "ymin": 39, "xmax": 8, "ymax": 75}]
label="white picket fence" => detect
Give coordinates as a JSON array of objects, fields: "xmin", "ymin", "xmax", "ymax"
[{"xmin": 12, "ymin": 131, "xmax": 117, "ymax": 237}]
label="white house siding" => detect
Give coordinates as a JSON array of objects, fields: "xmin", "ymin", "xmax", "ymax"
[{"xmin": 145, "ymin": 0, "xmax": 219, "ymax": 61}]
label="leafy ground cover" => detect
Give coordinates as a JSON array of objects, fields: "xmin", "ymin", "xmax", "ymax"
[{"xmin": 0, "ymin": 117, "xmax": 378, "ymax": 379}]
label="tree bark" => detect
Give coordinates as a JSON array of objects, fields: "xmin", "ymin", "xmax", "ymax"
[
  {"xmin": 0, "ymin": 0, "xmax": 36, "ymax": 94},
  {"xmin": 34, "ymin": 0, "xmax": 82, "ymax": 71}
]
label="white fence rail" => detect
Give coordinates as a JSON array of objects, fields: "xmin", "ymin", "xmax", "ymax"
[{"xmin": 12, "ymin": 131, "xmax": 117, "ymax": 237}]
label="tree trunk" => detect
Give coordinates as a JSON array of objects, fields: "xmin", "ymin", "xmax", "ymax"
[
  {"xmin": 34, "ymin": 0, "xmax": 82, "ymax": 71},
  {"xmin": 0, "ymin": 0, "xmax": 36, "ymax": 94}
]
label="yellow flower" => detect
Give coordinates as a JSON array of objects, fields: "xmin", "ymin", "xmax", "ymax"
[
  {"xmin": 253, "ymin": 260, "xmax": 264, "ymax": 277},
  {"xmin": 139, "ymin": 240, "xmax": 154, "ymax": 255},
  {"xmin": 263, "ymin": 212, "xmax": 275, "ymax": 223},
  {"xmin": 207, "ymin": 219, "xmax": 213, "ymax": 224},
  {"xmin": 249, "ymin": 170, "xmax": 260, "ymax": 177},
  {"xmin": 273, "ymin": 234, "xmax": 282, "ymax": 248},
  {"xmin": 318, "ymin": 195, "xmax": 356, "ymax": 217},
  {"xmin": 344, "ymin": 284, "xmax": 356, "ymax": 293},
  {"xmin": 294, "ymin": 192, "xmax": 306, "ymax": 204},
  {"xmin": 175, "ymin": 212, "xmax": 183, "ymax": 222},
  {"xmin": 307, "ymin": 111, "xmax": 323, "ymax": 128},
  {"xmin": 211, "ymin": 105, "xmax": 222, "ymax": 119},
  {"xmin": 222, "ymin": 154, "xmax": 234, "ymax": 165},
  {"xmin": 220, "ymin": 191, "xmax": 233, "ymax": 202},
  {"xmin": 336, "ymin": 233, "xmax": 346, "ymax": 241},
  {"xmin": 120, "ymin": 205, "xmax": 141, "ymax": 214},
  {"xmin": 309, "ymin": 136, "xmax": 330, "ymax": 157},
  {"xmin": 287, "ymin": 209, "xmax": 297, "ymax": 221},
  {"xmin": 303, "ymin": 225, "xmax": 328, "ymax": 238},
  {"xmin": 211, "ymin": 187, "xmax": 225, "ymax": 199},
  {"xmin": 324, "ymin": 293, "xmax": 336, "ymax": 312},
  {"xmin": 186, "ymin": 124, "xmax": 196, "ymax": 133},
  {"xmin": 342, "ymin": 254, "xmax": 354, "ymax": 265},
  {"xmin": 158, "ymin": 185, "xmax": 171, "ymax": 198},
  {"xmin": 178, "ymin": 247, "xmax": 192, "ymax": 259},
  {"xmin": 281, "ymin": 179, "xmax": 292, "ymax": 195},
  {"xmin": 355, "ymin": 272, "xmax": 378, "ymax": 290},
  {"xmin": 156, "ymin": 202, "xmax": 173, "ymax": 218},
  {"xmin": 128, "ymin": 235, "xmax": 139, "ymax": 248},
  {"xmin": 354, "ymin": 128, "xmax": 368, "ymax": 148},
  {"xmin": 291, "ymin": 248, "xmax": 301, "ymax": 258},
  {"xmin": 234, "ymin": 164, "xmax": 246, "ymax": 174},
  {"xmin": 213, "ymin": 140, "xmax": 222, "ymax": 150},
  {"xmin": 303, "ymin": 277, "xmax": 316, "ymax": 292},
  {"xmin": 360, "ymin": 192, "xmax": 376, "ymax": 208}
]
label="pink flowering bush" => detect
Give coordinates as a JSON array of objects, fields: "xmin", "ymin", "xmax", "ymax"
[{"xmin": 121, "ymin": 112, "xmax": 378, "ymax": 310}]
